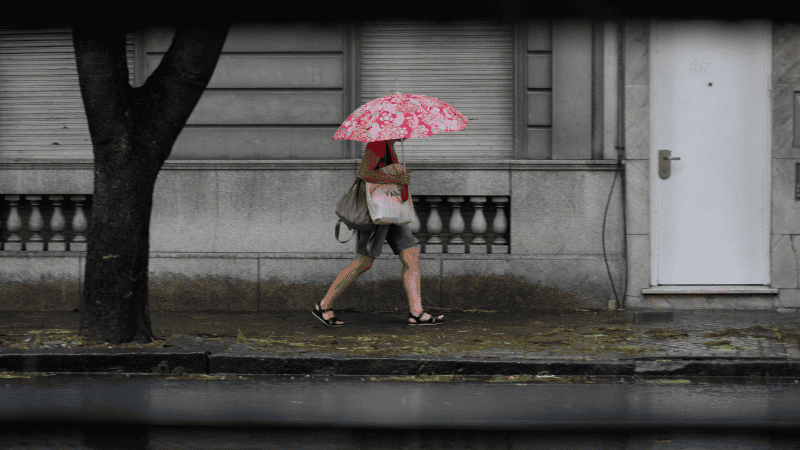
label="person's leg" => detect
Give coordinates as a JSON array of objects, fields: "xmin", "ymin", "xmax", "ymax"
[
  {"xmin": 318, "ymin": 254, "xmax": 374, "ymax": 323},
  {"xmin": 316, "ymin": 225, "xmax": 385, "ymax": 324},
  {"xmin": 399, "ymin": 246, "xmax": 443, "ymax": 323}
]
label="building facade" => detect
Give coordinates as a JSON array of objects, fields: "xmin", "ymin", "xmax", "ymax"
[{"xmin": 2, "ymin": 19, "xmax": 797, "ymax": 313}]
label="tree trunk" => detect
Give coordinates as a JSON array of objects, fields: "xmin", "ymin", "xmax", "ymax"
[{"xmin": 73, "ymin": 25, "xmax": 229, "ymax": 344}]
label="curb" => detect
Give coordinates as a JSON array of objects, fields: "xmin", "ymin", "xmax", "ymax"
[
  {"xmin": 632, "ymin": 359, "xmax": 800, "ymax": 377},
  {"xmin": 0, "ymin": 350, "xmax": 207, "ymax": 375},
  {"xmin": 209, "ymin": 354, "xmax": 631, "ymax": 376},
  {"xmin": 3, "ymin": 350, "xmax": 800, "ymax": 377}
]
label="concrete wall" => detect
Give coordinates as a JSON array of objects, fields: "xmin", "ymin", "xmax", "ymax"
[
  {"xmin": 618, "ymin": 20, "xmax": 651, "ymax": 309},
  {"xmin": 0, "ymin": 19, "xmax": 629, "ymax": 312},
  {"xmin": 1, "ymin": 161, "xmax": 625, "ymax": 312},
  {"xmin": 144, "ymin": 23, "xmax": 351, "ymax": 160},
  {"xmin": 769, "ymin": 23, "xmax": 800, "ymax": 310},
  {"xmin": 620, "ymin": 20, "xmax": 800, "ymax": 312},
  {"xmin": 9, "ymin": 20, "xmax": 800, "ymax": 313}
]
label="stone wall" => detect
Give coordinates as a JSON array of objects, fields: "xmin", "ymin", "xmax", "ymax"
[{"xmin": 1, "ymin": 161, "xmax": 625, "ymax": 312}]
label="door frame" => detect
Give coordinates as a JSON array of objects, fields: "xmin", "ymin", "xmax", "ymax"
[{"xmin": 648, "ymin": 18, "xmax": 772, "ymax": 287}]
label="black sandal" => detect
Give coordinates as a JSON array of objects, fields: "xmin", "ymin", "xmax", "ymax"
[
  {"xmin": 408, "ymin": 311, "xmax": 444, "ymax": 326},
  {"xmin": 312, "ymin": 300, "xmax": 344, "ymax": 327}
]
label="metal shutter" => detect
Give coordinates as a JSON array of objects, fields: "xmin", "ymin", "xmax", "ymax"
[
  {"xmin": 359, "ymin": 21, "xmax": 514, "ymax": 161},
  {"xmin": 0, "ymin": 27, "xmax": 134, "ymax": 159}
]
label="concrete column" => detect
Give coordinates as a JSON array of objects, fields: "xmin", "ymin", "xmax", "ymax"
[
  {"xmin": 491, "ymin": 197, "xmax": 509, "ymax": 254},
  {"xmin": 4, "ymin": 195, "xmax": 22, "ymax": 251},
  {"xmin": 425, "ymin": 197, "xmax": 443, "ymax": 254},
  {"xmin": 70, "ymin": 196, "xmax": 87, "ymax": 252},
  {"xmin": 447, "ymin": 197, "xmax": 465, "ymax": 254},
  {"xmin": 469, "ymin": 196, "xmax": 488, "ymax": 254},
  {"xmin": 48, "ymin": 195, "xmax": 66, "ymax": 251},
  {"xmin": 26, "ymin": 196, "xmax": 44, "ymax": 251}
]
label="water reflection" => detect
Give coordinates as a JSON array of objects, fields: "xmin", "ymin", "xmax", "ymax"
[
  {"xmin": 2, "ymin": 425, "xmax": 798, "ymax": 450},
  {"xmin": 1, "ymin": 375, "xmax": 800, "ymax": 449}
]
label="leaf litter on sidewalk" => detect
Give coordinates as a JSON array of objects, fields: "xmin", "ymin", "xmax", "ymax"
[{"xmin": 2, "ymin": 310, "xmax": 799, "ymax": 357}]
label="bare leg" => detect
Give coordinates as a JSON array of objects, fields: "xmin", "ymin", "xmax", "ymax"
[
  {"xmin": 318, "ymin": 254, "xmax": 373, "ymax": 324},
  {"xmin": 400, "ymin": 247, "xmax": 443, "ymax": 323}
]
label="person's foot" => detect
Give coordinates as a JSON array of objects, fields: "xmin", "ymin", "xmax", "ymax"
[
  {"xmin": 408, "ymin": 311, "xmax": 444, "ymax": 325},
  {"xmin": 313, "ymin": 300, "xmax": 344, "ymax": 327}
]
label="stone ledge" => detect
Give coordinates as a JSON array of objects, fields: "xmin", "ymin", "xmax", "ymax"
[
  {"xmin": 642, "ymin": 286, "xmax": 779, "ymax": 295},
  {"xmin": 0, "ymin": 251, "xmax": 625, "ymax": 261},
  {"xmin": 0, "ymin": 159, "xmax": 623, "ymax": 171}
]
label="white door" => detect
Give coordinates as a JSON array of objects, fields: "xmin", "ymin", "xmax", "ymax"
[{"xmin": 651, "ymin": 20, "xmax": 771, "ymax": 285}]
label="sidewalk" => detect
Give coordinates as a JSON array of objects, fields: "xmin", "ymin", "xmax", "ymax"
[{"xmin": 2, "ymin": 308, "xmax": 800, "ymax": 378}]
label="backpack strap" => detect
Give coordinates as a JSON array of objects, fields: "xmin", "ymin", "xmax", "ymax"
[{"xmin": 335, "ymin": 219, "xmax": 355, "ymax": 243}]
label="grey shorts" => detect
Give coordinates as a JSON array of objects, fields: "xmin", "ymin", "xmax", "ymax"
[{"xmin": 356, "ymin": 223, "xmax": 418, "ymax": 259}]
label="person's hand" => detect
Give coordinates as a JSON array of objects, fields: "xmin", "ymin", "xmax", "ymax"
[
  {"xmin": 379, "ymin": 164, "xmax": 410, "ymax": 185},
  {"xmin": 396, "ymin": 170, "xmax": 411, "ymax": 186}
]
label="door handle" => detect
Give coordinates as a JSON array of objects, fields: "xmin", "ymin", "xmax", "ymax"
[{"xmin": 658, "ymin": 149, "xmax": 681, "ymax": 179}]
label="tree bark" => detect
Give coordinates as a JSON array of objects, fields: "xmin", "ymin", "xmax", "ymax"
[{"xmin": 73, "ymin": 25, "xmax": 229, "ymax": 344}]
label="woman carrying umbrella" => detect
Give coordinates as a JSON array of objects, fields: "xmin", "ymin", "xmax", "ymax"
[
  {"xmin": 313, "ymin": 138, "xmax": 443, "ymax": 327},
  {"xmin": 313, "ymin": 91, "xmax": 468, "ymax": 327}
]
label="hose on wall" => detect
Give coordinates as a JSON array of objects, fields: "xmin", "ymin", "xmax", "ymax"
[{"xmin": 602, "ymin": 19, "xmax": 628, "ymax": 310}]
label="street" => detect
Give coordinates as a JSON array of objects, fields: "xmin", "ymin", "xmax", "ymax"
[{"xmin": 1, "ymin": 374, "xmax": 798, "ymax": 448}]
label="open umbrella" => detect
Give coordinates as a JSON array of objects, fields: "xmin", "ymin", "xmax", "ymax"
[{"xmin": 333, "ymin": 87, "xmax": 469, "ymax": 200}]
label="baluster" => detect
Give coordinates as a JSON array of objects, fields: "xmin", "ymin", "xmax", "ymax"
[
  {"xmin": 447, "ymin": 197, "xmax": 465, "ymax": 254},
  {"xmin": 408, "ymin": 196, "xmax": 421, "ymax": 234},
  {"xmin": 469, "ymin": 196, "xmax": 488, "ymax": 254},
  {"xmin": 425, "ymin": 196, "xmax": 443, "ymax": 254},
  {"xmin": 491, "ymin": 197, "xmax": 509, "ymax": 254},
  {"xmin": 4, "ymin": 195, "xmax": 23, "ymax": 251},
  {"xmin": 48, "ymin": 195, "xmax": 66, "ymax": 251},
  {"xmin": 70, "ymin": 195, "xmax": 88, "ymax": 251},
  {"xmin": 26, "ymin": 195, "xmax": 44, "ymax": 251},
  {"xmin": 408, "ymin": 196, "xmax": 422, "ymax": 252}
]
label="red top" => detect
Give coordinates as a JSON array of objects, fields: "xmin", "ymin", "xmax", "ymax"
[
  {"xmin": 365, "ymin": 140, "xmax": 408, "ymax": 200},
  {"xmin": 366, "ymin": 140, "xmax": 396, "ymax": 168}
]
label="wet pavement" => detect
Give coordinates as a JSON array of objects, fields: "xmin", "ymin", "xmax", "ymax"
[
  {"xmin": 1, "ymin": 425, "xmax": 798, "ymax": 450},
  {"xmin": 2, "ymin": 308, "xmax": 800, "ymax": 376},
  {"xmin": 4, "ymin": 309, "xmax": 800, "ymax": 448},
  {"xmin": 3, "ymin": 373, "xmax": 800, "ymax": 428}
]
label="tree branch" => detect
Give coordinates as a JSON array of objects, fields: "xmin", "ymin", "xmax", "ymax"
[
  {"xmin": 72, "ymin": 28, "xmax": 131, "ymax": 152},
  {"xmin": 139, "ymin": 25, "xmax": 229, "ymax": 161}
]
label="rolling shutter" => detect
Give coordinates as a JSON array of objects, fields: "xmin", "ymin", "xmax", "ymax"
[
  {"xmin": 0, "ymin": 27, "xmax": 134, "ymax": 159},
  {"xmin": 359, "ymin": 21, "xmax": 514, "ymax": 161}
]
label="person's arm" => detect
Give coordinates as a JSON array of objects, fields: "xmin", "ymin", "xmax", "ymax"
[{"xmin": 358, "ymin": 147, "xmax": 410, "ymax": 185}]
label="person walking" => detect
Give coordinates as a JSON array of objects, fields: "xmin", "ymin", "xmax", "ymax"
[{"xmin": 313, "ymin": 139, "xmax": 444, "ymax": 327}]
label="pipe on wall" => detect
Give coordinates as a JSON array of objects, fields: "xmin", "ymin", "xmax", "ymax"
[{"xmin": 615, "ymin": 19, "xmax": 627, "ymax": 309}]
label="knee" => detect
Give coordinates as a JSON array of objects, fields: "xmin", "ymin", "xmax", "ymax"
[
  {"xmin": 401, "ymin": 250, "xmax": 419, "ymax": 270},
  {"xmin": 354, "ymin": 257, "xmax": 373, "ymax": 273}
]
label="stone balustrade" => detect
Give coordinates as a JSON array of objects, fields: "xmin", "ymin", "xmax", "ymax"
[
  {"xmin": 2, "ymin": 195, "xmax": 90, "ymax": 252},
  {"xmin": 405, "ymin": 195, "xmax": 510, "ymax": 254},
  {"xmin": 2, "ymin": 194, "xmax": 509, "ymax": 254}
]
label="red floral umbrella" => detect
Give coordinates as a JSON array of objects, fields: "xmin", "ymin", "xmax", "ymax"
[
  {"xmin": 332, "ymin": 93, "xmax": 469, "ymax": 143},
  {"xmin": 333, "ymin": 92, "xmax": 468, "ymax": 201}
]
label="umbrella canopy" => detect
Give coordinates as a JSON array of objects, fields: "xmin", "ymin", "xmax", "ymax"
[{"xmin": 332, "ymin": 93, "xmax": 468, "ymax": 143}]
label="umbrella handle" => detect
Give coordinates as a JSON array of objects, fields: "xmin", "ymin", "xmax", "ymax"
[
  {"xmin": 399, "ymin": 138, "xmax": 409, "ymax": 201},
  {"xmin": 399, "ymin": 138, "xmax": 405, "ymax": 168}
]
